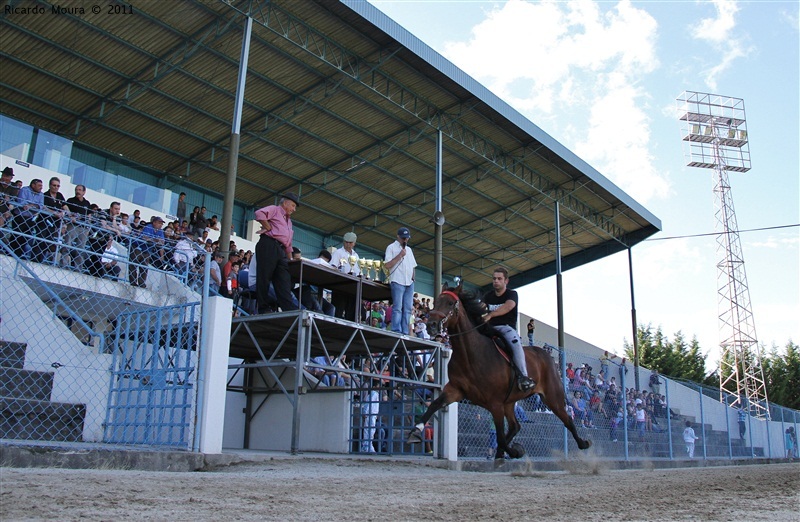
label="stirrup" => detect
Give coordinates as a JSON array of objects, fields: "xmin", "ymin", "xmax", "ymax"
[{"xmin": 517, "ymin": 376, "xmax": 535, "ymax": 392}]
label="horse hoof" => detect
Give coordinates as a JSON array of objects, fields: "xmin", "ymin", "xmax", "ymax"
[
  {"xmin": 407, "ymin": 428, "xmax": 423, "ymax": 444},
  {"xmin": 579, "ymin": 439, "xmax": 592, "ymax": 450},
  {"xmin": 506, "ymin": 442, "xmax": 526, "ymax": 459}
]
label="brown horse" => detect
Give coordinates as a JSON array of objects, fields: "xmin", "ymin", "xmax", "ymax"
[{"xmin": 408, "ymin": 285, "xmax": 591, "ymax": 459}]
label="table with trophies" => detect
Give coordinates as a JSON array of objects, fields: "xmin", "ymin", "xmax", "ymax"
[{"xmin": 288, "ymin": 256, "xmax": 391, "ymax": 324}]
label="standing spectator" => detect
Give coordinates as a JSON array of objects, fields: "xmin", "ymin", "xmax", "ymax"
[
  {"xmin": 526, "ymin": 319, "xmax": 535, "ymax": 346},
  {"xmin": 62, "ymin": 184, "xmax": 92, "ymax": 269},
  {"xmin": 176, "ymin": 192, "xmax": 187, "ymax": 223},
  {"xmin": 128, "ymin": 216, "xmax": 165, "ymax": 288},
  {"xmin": 787, "ymin": 427, "xmax": 798, "ymax": 460},
  {"xmin": 649, "ymin": 369, "xmax": 661, "ymax": 396},
  {"xmin": 191, "ymin": 206, "xmax": 207, "ymax": 237},
  {"xmin": 0, "ymin": 166, "xmax": 19, "ymax": 229},
  {"xmin": 10, "ymin": 178, "xmax": 45, "ymax": 258},
  {"xmin": 254, "ymin": 193, "xmax": 299, "ymax": 313},
  {"xmin": 384, "ymin": 227, "xmax": 417, "ymax": 335},
  {"xmin": 738, "ymin": 406, "xmax": 747, "ymax": 440},
  {"xmin": 361, "ymin": 381, "xmax": 380, "ymax": 453},
  {"xmin": 683, "ymin": 420, "xmax": 699, "ymax": 458},
  {"xmin": 635, "ymin": 403, "xmax": 647, "ymax": 440},
  {"xmin": 330, "ymin": 232, "xmax": 360, "ymax": 319},
  {"xmin": 210, "ymin": 251, "xmax": 224, "ymax": 294}
]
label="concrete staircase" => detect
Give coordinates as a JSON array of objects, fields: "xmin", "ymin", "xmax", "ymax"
[{"xmin": 0, "ymin": 340, "xmax": 86, "ymax": 442}]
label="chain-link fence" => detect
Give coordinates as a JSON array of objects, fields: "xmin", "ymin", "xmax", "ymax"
[
  {"xmin": 1, "ymin": 204, "xmax": 211, "ymax": 450},
  {"xmin": 455, "ymin": 344, "xmax": 799, "ymax": 461}
]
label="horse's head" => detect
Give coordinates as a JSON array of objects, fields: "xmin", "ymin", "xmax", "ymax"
[
  {"xmin": 428, "ymin": 285, "xmax": 461, "ymax": 336},
  {"xmin": 429, "ymin": 282, "xmax": 486, "ymax": 336}
]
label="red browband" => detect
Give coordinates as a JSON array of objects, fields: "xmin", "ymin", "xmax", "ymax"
[{"xmin": 440, "ymin": 290, "xmax": 460, "ymax": 302}]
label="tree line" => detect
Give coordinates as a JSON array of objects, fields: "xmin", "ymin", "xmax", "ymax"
[{"xmin": 623, "ymin": 324, "xmax": 799, "ymax": 411}]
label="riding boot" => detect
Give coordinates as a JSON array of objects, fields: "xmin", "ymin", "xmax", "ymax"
[{"xmin": 511, "ymin": 343, "xmax": 535, "ymax": 391}]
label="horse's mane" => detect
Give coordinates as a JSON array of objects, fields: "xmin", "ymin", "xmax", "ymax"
[{"xmin": 456, "ymin": 289, "xmax": 487, "ymax": 326}]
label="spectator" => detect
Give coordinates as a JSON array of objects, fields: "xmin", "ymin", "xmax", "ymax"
[
  {"xmin": 571, "ymin": 391, "xmax": 594, "ymax": 428},
  {"xmin": 683, "ymin": 420, "xmax": 699, "ymax": 458},
  {"xmin": 635, "ymin": 403, "xmax": 647, "ymax": 440},
  {"xmin": 738, "ymin": 406, "xmax": 747, "ymax": 440},
  {"xmin": 589, "ymin": 390, "xmax": 606, "ymax": 421},
  {"xmin": 610, "ymin": 409, "xmax": 622, "ymax": 442},
  {"xmin": 253, "ymin": 193, "xmax": 299, "ymax": 314},
  {"xmin": 128, "ymin": 216, "xmax": 166, "ymax": 288},
  {"xmin": 191, "ymin": 206, "xmax": 207, "ymax": 237},
  {"xmin": 118, "ymin": 213, "xmax": 132, "ymax": 236},
  {"xmin": 172, "ymin": 231, "xmax": 197, "ymax": 273},
  {"xmin": 330, "ymin": 232, "xmax": 360, "ymax": 320},
  {"xmin": 566, "ymin": 362, "xmax": 575, "ymax": 380},
  {"xmin": 384, "ymin": 227, "xmax": 417, "ymax": 335},
  {"xmin": 99, "ymin": 235, "xmax": 123, "ymax": 278},
  {"xmin": 9, "ymin": 178, "xmax": 45, "ymax": 258},
  {"xmin": 360, "ymin": 380, "xmax": 380, "ymax": 453},
  {"xmin": 0, "ymin": 166, "xmax": 18, "ymax": 229},
  {"xmin": 209, "ymin": 251, "xmax": 224, "ymax": 294},
  {"xmin": 62, "ymin": 184, "xmax": 92, "ymax": 269},
  {"xmin": 526, "ymin": 318, "xmax": 535, "ymax": 346},
  {"xmin": 649, "ymin": 369, "xmax": 661, "ymax": 395},
  {"xmin": 176, "ymin": 192, "xmax": 187, "ymax": 223}
]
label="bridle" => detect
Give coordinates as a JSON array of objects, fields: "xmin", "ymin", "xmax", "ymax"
[{"xmin": 433, "ymin": 290, "xmax": 484, "ymax": 338}]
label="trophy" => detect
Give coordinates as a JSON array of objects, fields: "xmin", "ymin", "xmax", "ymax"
[
  {"xmin": 358, "ymin": 258, "xmax": 367, "ymax": 278},
  {"xmin": 348, "ymin": 254, "xmax": 357, "ymax": 275},
  {"xmin": 364, "ymin": 259, "xmax": 374, "ymax": 280},
  {"xmin": 338, "ymin": 257, "xmax": 348, "ymax": 272},
  {"xmin": 380, "ymin": 260, "xmax": 389, "ymax": 282}
]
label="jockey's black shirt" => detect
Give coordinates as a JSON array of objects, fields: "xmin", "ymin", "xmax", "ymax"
[{"xmin": 483, "ymin": 288, "xmax": 518, "ymax": 329}]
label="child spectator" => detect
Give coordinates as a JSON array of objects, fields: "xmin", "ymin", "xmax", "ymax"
[{"xmin": 683, "ymin": 421, "xmax": 699, "ymax": 458}]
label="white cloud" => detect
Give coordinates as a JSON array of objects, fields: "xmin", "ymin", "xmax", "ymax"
[
  {"xmin": 688, "ymin": 0, "xmax": 751, "ymax": 89},
  {"xmin": 440, "ymin": 0, "xmax": 668, "ymax": 203}
]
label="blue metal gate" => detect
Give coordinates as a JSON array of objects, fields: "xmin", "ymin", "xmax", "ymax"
[{"xmin": 103, "ymin": 302, "xmax": 201, "ymax": 448}]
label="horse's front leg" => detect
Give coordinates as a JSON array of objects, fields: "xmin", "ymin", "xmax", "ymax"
[
  {"xmin": 407, "ymin": 383, "xmax": 463, "ymax": 444},
  {"xmin": 502, "ymin": 402, "xmax": 525, "ymax": 458}
]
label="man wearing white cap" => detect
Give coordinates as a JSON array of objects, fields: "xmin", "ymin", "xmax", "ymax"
[
  {"xmin": 384, "ymin": 227, "xmax": 417, "ymax": 335},
  {"xmin": 330, "ymin": 231, "xmax": 360, "ymax": 320}
]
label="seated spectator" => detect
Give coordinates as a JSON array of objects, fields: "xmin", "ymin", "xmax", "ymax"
[
  {"xmin": 571, "ymin": 391, "xmax": 594, "ymax": 428},
  {"xmin": 172, "ymin": 231, "xmax": 198, "ymax": 274},
  {"xmin": 99, "ymin": 236, "xmax": 123, "ymax": 278},
  {"xmin": 589, "ymin": 390, "xmax": 606, "ymax": 421},
  {"xmin": 566, "ymin": 362, "xmax": 575, "ymax": 380}
]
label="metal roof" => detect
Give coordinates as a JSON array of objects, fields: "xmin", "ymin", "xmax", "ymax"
[{"xmin": 0, "ymin": 0, "xmax": 661, "ymax": 290}]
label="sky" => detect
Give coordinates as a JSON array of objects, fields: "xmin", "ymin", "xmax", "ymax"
[{"xmin": 369, "ymin": 0, "xmax": 800, "ymax": 370}]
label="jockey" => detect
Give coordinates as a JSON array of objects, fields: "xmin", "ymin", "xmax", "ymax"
[{"xmin": 482, "ymin": 266, "xmax": 535, "ymax": 392}]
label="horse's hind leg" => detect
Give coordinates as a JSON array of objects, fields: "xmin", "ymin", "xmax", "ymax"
[
  {"xmin": 407, "ymin": 383, "xmax": 463, "ymax": 444},
  {"xmin": 546, "ymin": 396, "xmax": 592, "ymax": 450}
]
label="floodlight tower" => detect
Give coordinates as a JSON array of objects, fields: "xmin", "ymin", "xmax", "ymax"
[{"xmin": 676, "ymin": 91, "xmax": 769, "ymax": 419}]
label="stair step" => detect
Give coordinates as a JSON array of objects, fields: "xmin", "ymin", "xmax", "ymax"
[
  {"xmin": 0, "ymin": 341, "xmax": 26, "ymax": 369},
  {"xmin": 0, "ymin": 397, "xmax": 86, "ymax": 442},
  {"xmin": 0, "ymin": 366, "xmax": 54, "ymax": 401}
]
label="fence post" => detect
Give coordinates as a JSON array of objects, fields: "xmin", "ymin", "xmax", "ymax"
[
  {"xmin": 725, "ymin": 394, "xmax": 732, "ymax": 460},
  {"xmin": 560, "ymin": 346, "xmax": 568, "ymax": 457},
  {"xmin": 665, "ymin": 377, "xmax": 673, "ymax": 460},
  {"xmin": 698, "ymin": 384, "xmax": 706, "ymax": 460}
]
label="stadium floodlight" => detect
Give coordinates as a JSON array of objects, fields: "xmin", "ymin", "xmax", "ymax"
[{"xmin": 676, "ymin": 91, "xmax": 769, "ymax": 419}]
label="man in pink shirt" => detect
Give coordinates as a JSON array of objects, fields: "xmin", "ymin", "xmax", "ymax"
[{"xmin": 254, "ymin": 192, "xmax": 300, "ymax": 313}]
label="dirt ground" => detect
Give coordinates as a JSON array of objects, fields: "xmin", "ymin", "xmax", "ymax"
[{"xmin": 1, "ymin": 458, "xmax": 798, "ymax": 521}]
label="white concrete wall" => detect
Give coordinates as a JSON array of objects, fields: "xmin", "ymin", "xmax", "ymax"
[{"xmin": 0, "ymin": 256, "xmax": 111, "ymax": 442}]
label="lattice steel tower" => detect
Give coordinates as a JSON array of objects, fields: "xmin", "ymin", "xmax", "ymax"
[{"xmin": 676, "ymin": 91, "xmax": 769, "ymax": 419}]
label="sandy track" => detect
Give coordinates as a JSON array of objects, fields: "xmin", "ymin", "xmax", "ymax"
[{"xmin": 1, "ymin": 460, "xmax": 798, "ymax": 521}]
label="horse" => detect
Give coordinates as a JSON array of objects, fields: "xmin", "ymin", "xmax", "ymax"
[{"xmin": 407, "ymin": 284, "xmax": 592, "ymax": 459}]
